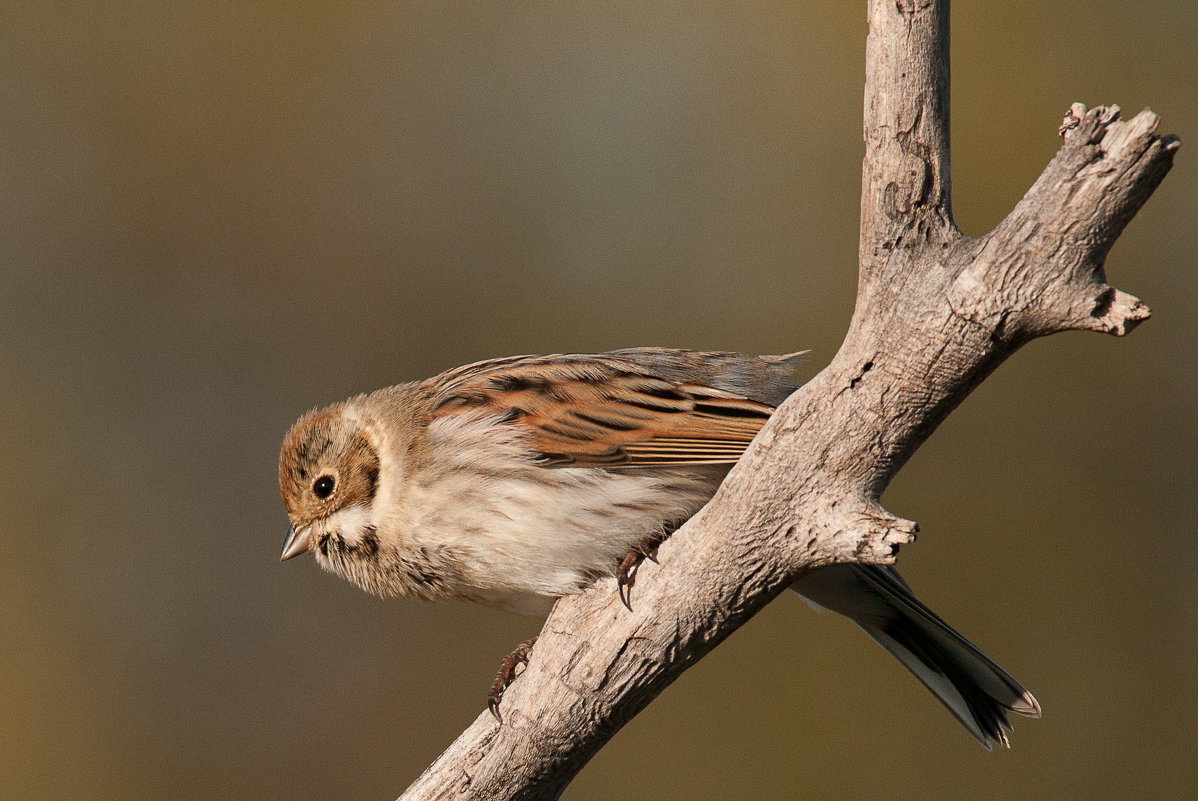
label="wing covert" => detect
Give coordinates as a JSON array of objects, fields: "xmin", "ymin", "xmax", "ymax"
[{"xmin": 427, "ymin": 351, "xmax": 786, "ymax": 467}]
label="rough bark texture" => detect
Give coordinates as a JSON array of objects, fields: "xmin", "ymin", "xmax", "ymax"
[{"xmin": 398, "ymin": 2, "xmax": 1177, "ymax": 799}]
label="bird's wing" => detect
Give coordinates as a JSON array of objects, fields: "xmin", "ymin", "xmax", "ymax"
[{"xmin": 426, "ymin": 351, "xmax": 786, "ymax": 467}]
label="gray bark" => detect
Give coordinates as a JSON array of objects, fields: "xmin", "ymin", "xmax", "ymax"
[{"xmin": 397, "ymin": 2, "xmax": 1177, "ymax": 798}]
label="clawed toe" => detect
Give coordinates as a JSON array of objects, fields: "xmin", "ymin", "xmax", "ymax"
[
  {"xmin": 616, "ymin": 539, "xmax": 662, "ymax": 610},
  {"xmin": 487, "ymin": 637, "xmax": 537, "ymax": 723},
  {"xmin": 616, "ymin": 551, "xmax": 640, "ymax": 610}
]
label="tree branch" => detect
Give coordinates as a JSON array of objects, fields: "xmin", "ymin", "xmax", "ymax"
[
  {"xmin": 396, "ymin": 2, "xmax": 1177, "ymax": 798},
  {"xmin": 860, "ymin": 0, "xmax": 954, "ymax": 252}
]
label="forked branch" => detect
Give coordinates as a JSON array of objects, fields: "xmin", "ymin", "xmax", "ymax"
[{"xmin": 397, "ymin": 2, "xmax": 1176, "ymax": 799}]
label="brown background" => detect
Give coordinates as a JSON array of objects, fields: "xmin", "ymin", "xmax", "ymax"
[{"xmin": 2, "ymin": 2, "xmax": 1195, "ymax": 799}]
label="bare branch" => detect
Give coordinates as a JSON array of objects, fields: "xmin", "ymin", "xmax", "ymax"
[
  {"xmin": 973, "ymin": 105, "xmax": 1177, "ymax": 339},
  {"xmin": 396, "ymin": 3, "xmax": 1176, "ymax": 799},
  {"xmin": 860, "ymin": 0, "xmax": 954, "ymax": 259}
]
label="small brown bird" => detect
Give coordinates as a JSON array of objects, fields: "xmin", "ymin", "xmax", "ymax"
[{"xmin": 279, "ymin": 348, "xmax": 1039, "ymax": 747}]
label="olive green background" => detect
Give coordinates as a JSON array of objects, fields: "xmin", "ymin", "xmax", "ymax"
[{"xmin": 2, "ymin": 2, "xmax": 1194, "ymax": 799}]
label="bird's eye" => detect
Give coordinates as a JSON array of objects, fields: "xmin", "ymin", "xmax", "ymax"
[{"xmin": 313, "ymin": 475, "xmax": 335, "ymax": 499}]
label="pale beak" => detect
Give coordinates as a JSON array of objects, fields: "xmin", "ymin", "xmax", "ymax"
[{"xmin": 280, "ymin": 524, "xmax": 313, "ymax": 561}]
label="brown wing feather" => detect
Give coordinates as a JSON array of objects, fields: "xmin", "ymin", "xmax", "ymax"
[{"xmin": 427, "ymin": 351, "xmax": 785, "ymax": 467}]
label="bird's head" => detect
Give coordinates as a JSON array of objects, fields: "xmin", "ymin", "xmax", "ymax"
[{"xmin": 278, "ymin": 403, "xmax": 383, "ymax": 569}]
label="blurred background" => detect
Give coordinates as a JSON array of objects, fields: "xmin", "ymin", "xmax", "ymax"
[{"xmin": 1, "ymin": 1, "xmax": 1194, "ymax": 799}]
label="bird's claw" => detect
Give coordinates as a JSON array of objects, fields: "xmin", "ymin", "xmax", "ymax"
[
  {"xmin": 616, "ymin": 551, "xmax": 640, "ymax": 610},
  {"xmin": 487, "ymin": 637, "xmax": 537, "ymax": 724}
]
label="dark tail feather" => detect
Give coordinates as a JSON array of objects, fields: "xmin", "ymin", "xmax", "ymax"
[{"xmin": 792, "ymin": 564, "xmax": 1040, "ymax": 749}]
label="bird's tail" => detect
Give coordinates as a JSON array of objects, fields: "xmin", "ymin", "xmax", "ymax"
[{"xmin": 792, "ymin": 563, "xmax": 1041, "ymax": 749}]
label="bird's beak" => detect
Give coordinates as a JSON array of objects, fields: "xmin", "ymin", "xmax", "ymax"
[{"xmin": 280, "ymin": 524, "xmax": 312, "ymax": 561}]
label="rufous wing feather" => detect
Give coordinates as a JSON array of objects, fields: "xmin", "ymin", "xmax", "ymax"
[{"xmin": 427, "ymin": 352, "xmax": 783, "ymax": 467}]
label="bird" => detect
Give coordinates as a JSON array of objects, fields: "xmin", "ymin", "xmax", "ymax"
[{"xmin": 278, "ymin": 347, "xmax": 1040, "ymax": 747}]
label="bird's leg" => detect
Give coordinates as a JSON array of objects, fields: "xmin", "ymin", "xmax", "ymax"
[
  {"xmin": 487, "ymin": 636, "xmax": 537, "ymax": 723},
  {"xmin": 615, "ymin": 530, "xmax": 668, "ymax": 610}
]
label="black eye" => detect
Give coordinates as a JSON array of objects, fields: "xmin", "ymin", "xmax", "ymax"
[{"xmin": 313, "ymin": 475, "xmax": 335, "ymax": 499}]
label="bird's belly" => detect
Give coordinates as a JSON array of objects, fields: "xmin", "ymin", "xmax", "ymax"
[{"xmin": 407, "ymin": 465, "xmax": 723, "ymax": 610}]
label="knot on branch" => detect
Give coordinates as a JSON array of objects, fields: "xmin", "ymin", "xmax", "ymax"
[
  {"xmin": 882, "ymin": 150, "xmax": 932, "ymax": 221},
  {"xmin": 1057, "ymin": 102, "xmax": 1121, "ymax": 139},
  {"xmin": 852, "ymin": 506, "xmax": 918, "ymax": 563},
  {"xmin": 1087, "ymin": 287, "xmax": 1151, "ymax": 336},
  {"xmin": 784, "ymin": 504, "xmax": 918, "ymax": 575}
]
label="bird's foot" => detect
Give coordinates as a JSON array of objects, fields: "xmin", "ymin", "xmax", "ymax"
[
  {"xmin": 487, "ymin": 636, "xmax": 537, "ymax": 724},
  {"xmin": 616, "ymin": 539, "xmax": 660, "ymax": 610}
]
